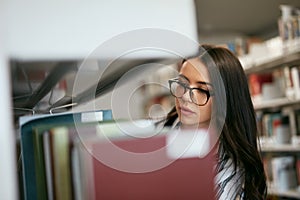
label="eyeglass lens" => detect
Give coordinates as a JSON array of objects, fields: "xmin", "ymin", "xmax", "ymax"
[{"xmin": 170, "ymin": 81, "xmax": 209, "ymax": 106}]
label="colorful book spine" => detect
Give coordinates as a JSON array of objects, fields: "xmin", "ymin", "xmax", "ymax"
[{"xmin": 20, "ymin": 109, "xmax": 112, "ymax": 200}]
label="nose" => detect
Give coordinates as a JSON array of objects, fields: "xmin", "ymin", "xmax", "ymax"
[{"xmin": 181, "ymin": 89, "xmax": 192, "ymax": 102}]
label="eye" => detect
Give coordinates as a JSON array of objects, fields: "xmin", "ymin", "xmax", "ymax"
[
  {"xmin": 194, "ymin": 88, "xmax": 208, "ymax": 96},
  {"xmin": 196, "ymin": 83, "xmax": 210, "ymax": 91},
  {"xmin": 178, "ymin": 81, "xmax": 189, "ymax": 88},
  {"xmin": 177, "ymin": 79, "xmax": 188, "ymax": 85}
]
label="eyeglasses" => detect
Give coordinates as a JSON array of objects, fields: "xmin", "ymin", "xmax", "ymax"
[{"xmin": 168, "ymin": 79, "xmax": 213, "ymax": 106}]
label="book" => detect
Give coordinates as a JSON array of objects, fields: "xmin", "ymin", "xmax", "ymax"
[
  {"xmin": 43, "ymin": 131, "xmax": 54, "ymax": 200},
  {"xmin": 19, "ymin": 109, "xmax": 113, "ymax": 200},
  {"xmin": 34, "ymin": 124, "xmax": 80, "ymax": 200},
  {"xmin": 296, "ymin": 155, "xmax": 300, "ymax": 186},
  {"xmin": 49, "ymin": 127, "xmax": 72, "ymax": 200},
  {"xmin": 71, "ymin": 126, "xmax": 100, "ymax": 200},
  {"xmin": 248, "ymin": 73, "xmax": 273, "ymax": 103},
  {"xmin": 291, "ymin": 66, "xmax": 300, "ymax": 99},
  {"xmin": 33, "ymin": 118, "xmax": 155, "ymax": 200},
  {"xmin": 294, "ymin": 109, "xmax": 300, "ymax": 135},
  {"xmin": 42, "ymin": 124, "xmax": 99, "ymax": 200},
  {"xmin": 283, "ymin": 66, "xmax": 295, "ymax": 99},
  {"xmin": 261, "ymin": 112, "xmax": 282, "ymax": 137},
  {"xmin": 75, "ymin": 126, "xmax": 216, "ymax": 200},
  {"xmin": 271, "ymin": 156, "xmax": 298, "ymax": 191},
  {"xmin": 32, "ymin": 127, "xmax": 48, "ymax": 200},
  {"xmin": 70, "ymin": 137, "xmax": 84, "ymax": 200}
]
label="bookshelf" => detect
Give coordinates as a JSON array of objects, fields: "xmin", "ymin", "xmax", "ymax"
[
  {"xmin": 260, "ymin": 142, "xmax": 300, "ymax": 152},
  {"xmin": 244, "ymin": 42, "xmax": 300, "ymax": 199},
  {"xmin": 268, "ymin": 185, "xmax": 300, "ymax": 199},
  {"xmin": 1, "ymin": 1, "xmax": 199, "ymax": 199},
  {"xmin": 244, "ymin": 47, "xmax": 300, "ymax": 75},
  {"xmin": 254, "ymin": 98, "xmax": 300, "ymax": 110}
]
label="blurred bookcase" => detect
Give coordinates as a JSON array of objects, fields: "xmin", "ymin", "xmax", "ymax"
[{"xmin": 243, "ymin": 36, "xmax": 300, "ymax": 199}]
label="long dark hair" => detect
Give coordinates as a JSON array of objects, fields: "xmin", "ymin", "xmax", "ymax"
[{"xmin": 164, "ymin": 44, "xmax": 267, "ymax": 199}]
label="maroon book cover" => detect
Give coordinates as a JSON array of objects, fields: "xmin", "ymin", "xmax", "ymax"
[{"xmin": 81, "ymin": 130, "xmax": 217, "ymax": 200}]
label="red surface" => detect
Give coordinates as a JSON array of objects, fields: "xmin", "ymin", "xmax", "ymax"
[{"xmin": 89, "ymin": 135, "xmax": 216, "ymax": 200}]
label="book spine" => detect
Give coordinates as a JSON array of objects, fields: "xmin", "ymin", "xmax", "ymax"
[
  {"xmin": 43, "ymin": 131, "xmax": 54, "ymax": 200},
  {"xmin": 33, "ymin": 129, "xmax": 48, "ymax": 200},
  {"xmin": 291, "ymin": 66, "xmax": 300, "ymax": 99},
  {"xmin": 271, "ymin": 156, "xmax": 298, "ymax": 190},
  {"xmin": 51, "ymin": 127, "xmax": 72, "ymax": 200}
]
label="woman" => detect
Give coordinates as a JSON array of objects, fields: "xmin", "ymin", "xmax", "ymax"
[{"xmin": 163, "ymin": 44, "xmax": 267, "ymax": 199}]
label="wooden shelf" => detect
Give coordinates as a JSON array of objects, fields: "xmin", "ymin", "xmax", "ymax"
[
  {"xmin": 260, "ymin": 136, "xmax": 300, "ymax": 152},
  {"xmin": 268, "ymin": 185, "xmax": 300, "ymax": 199},
  {"xmin": 244, "ymin": 46, "xmax": 300, "ymax": 75},
  {"xmin": 260, "ymin": 144, "xmax": 300, "ymax": 152},
  {"xmin": 253, "ymin": 98, "xmax": 300, "ymax": 110}
]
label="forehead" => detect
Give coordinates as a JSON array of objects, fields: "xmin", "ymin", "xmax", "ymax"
[{"xmin": 180, "ymin": 58, "xmax": 210, "ymax": 82}]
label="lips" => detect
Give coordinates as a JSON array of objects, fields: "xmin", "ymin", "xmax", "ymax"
[{"xmin": 180, "ymin": 106, "xmax": 195, "ymax": 116}]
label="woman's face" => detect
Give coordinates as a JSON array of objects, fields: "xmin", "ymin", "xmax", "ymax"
[{"xmin": 175, "ymin": 58, "xmax": 213, "ymax": 129}]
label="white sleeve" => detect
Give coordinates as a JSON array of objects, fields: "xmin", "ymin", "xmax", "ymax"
[{"xmin": 215, "ymin": 159, "xmax": 245, "ymax": 200}]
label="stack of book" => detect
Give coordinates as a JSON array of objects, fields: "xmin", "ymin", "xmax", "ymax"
[{"xmin": 19, "ymin": 110, "xmax": 216, "ymax": 200}]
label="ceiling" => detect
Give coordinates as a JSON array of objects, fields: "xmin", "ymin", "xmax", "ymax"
[{"xmin": 195, "ymin": 0, "xmax": 300, "ymax": 40}]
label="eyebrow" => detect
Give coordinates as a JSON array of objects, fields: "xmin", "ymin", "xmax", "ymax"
[{"xmin": 178, "ymin": 74, "xmax": 213, "ymax": 87}]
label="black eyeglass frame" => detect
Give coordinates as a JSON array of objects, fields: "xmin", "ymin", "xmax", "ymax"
[{"xmin": 168, "ymin": 79, "xmax": 213, "ymax": 106}]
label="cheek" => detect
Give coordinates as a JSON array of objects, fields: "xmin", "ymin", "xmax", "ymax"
[
  {"xmin": 175, "ymin": 98, "xmax": 180, "ymax": 117},
  {"xmin": 175, "ymin": 98, "xmax": 212, "ymax": 125},
  {"xmin": 199, "ymin": 103, "xmax": 212, "ymax": 121},
  {"xmin": 187, "ymin": 101, "xmax": 212, "ymax": 123}
]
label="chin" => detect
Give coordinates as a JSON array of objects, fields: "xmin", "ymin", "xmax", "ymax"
[
  {"xmin": 179, "ymin": 113, "xmax": 199, "ymax": 123},
  {"xmin": 180, "ymin": 119, "xmax": 200, "ymax": 128}
]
